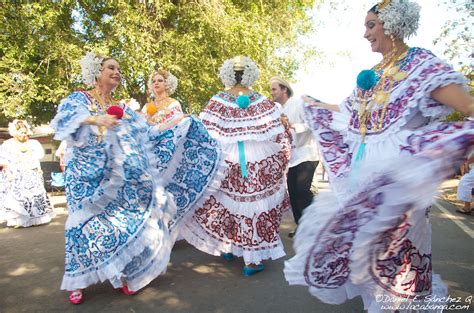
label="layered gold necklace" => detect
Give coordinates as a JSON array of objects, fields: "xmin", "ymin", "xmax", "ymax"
[
  {"xmin": 90, "ymin": 88, "xmax": 115, "ymax": 113},
  {"xmin": 89, "ymin": 88, "xmax": 116, "ymax": 142},
  {"xmin": 355, "ymin": 44, "xmax": 409, "ymax": 140}
]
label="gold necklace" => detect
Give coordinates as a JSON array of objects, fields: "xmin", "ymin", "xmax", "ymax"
[
  {"xmin": 89, "ymin": 89, "xmax": 115, "ymax": 143},
  {"xmin": 154, "ymin": 95, "xmax": 170, "ymax": 102},
  {"xmin": 146, "ymin": 97, "xmax": 173, "ymax": 121},
  {"xmin": 154, "ymin": 96, "xmax": 172, "ymax": 107},
  {"xmin": 356, "ymin": 45, "xmax": 410, "ymax": 138},
  {"xmin": 150, "ymin": 97, "xmax": 174, "ymax": 113},
  {"xmin": 372, "ymin": 46, "xmax": 409, "ymax": 130},
  {"xmin": 90, "ymin": 89, "xmax": 114, "ymax": 112}
]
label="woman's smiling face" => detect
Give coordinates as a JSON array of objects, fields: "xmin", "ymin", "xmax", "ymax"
[
  {"xmin": 363, "ymin": 11, "xmax": 391, "ymax": 55},
  {"xmin": 97, "ymin": 58, "xmax": 122, "ymax": 88}
]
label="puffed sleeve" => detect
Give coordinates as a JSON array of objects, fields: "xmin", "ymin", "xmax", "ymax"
[
  {"xmin": 411, "ymin": 51, "xmax": 467, "ymax": 119},
  {"xmin": 157, "ymin": 100, "xmax": 183, "ymax": 124},
  {"xmin": 50, "ymin": 91, "xmax": 92, "ymax": 144},
  {"xmin": 168, "ymin": 100, "xmax": 183, "ymax": 115},
  {"xmin": 339, "ymin": 91, "xmax": 354, "ymax": 117}
]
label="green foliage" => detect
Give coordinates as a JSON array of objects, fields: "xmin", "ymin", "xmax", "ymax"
[
  {"xmin": 433, "ymin": 0, "xmax": 472, "ymax": 85},
  {"xmin": 0, "ymin": 0, "xmax": 317, "ymax": 124},
  {"xmin": 0, "ymin": 1, "xmax": 82, "ymax": 124},
  {"xmin": 433, "ymin": 0, "xmax": 472, "ymax": 121}
]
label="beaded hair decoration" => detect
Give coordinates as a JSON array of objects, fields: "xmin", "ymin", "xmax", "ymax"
[
  {"xmin": 8, "ymin": 119, "xmax": 32, "ymax": 137},
  {"xmin": 369, "ymin": 0, "xmax": 420, "ymax": 40},
  {"xmin": 147, "ymin": 70, "xmax": 178, "ymax": 96},
  {"xmin": 79, "ymin": 52, "xmax": 104, "ymax": 87},
  {"xmin": 219, "ymin": 56, "xmax": 260, "ymax": 89},
  {"xmin": 375, "ymin": 0, "xmax": 391, "ymax": 12}
]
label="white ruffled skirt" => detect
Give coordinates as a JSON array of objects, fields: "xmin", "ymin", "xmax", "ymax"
[
  {"xmin": 284, "ymin": 119, "xmax": 473, "ymax": 312},
  {"xmin": 61, "ymin": 116, "xmax": 220, "ymax": 291},
  {"xmin": 180, "ymin": 137, "xmax": 291, "ymax": 265},
  {"xmin": 0, "ymin": 168, "xmax": 55, "ymax": 227}
]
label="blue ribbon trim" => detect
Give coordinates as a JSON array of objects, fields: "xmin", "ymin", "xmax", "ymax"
[{"xmin": 237, "ymin": 141, "xmax": 248, "ymax": 178}]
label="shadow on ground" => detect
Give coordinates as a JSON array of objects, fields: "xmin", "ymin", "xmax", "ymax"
[
  {"xmin": 0, "ymin": 202, "xmax": 362, "ymax": 313},
  {"xmin": 2, "ymin": 187, "xmax": 473, "ymax": 313}
]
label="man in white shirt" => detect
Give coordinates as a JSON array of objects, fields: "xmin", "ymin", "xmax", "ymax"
[{"xmin": 270, "ymin": 76, "xmax": 320, "ymax": 237}]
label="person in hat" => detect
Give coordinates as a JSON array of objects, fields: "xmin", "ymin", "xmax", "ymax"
[
  {"xmin": 270, "ymin": 76, "xmax": 320, "ymax": 238},
  {"xmin": 180, "ymin": 56, "xmax": 292, "ymax": 276}
]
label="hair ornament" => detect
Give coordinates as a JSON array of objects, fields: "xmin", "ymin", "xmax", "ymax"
[
  {"xmin": 376, "ymin": 0, "xmax": 391, "ymax": 12},
  {"xmin": 373, "ymin": 0, "xmax": 421, "ymax": 39},
  {"xmin": 8, "ymin": 119, "xmax": 32, "ymax": 137},
  {"xmin": 219, "ymin": 56, "xmax": 260, "ymax": 89},
  {"xmin": 148, "ymin": 70, "xmax": 178, "ymax": 96},
  {"xmin": 79, "ymin": 52, "xmax": 104, "ymax": 87}
]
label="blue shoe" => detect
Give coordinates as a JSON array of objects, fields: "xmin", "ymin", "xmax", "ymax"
[
  {"xmin": 243, "ymin": 264, "xmax": 264, "ymax": 276},
  {"xmin": 221, "ymin": 252, "xmax": 235, "ymax": 261}
]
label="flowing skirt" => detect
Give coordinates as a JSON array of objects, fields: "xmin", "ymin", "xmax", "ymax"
[
  {"xmin": 61, "ymin": 116, "xmax": 220, "ymax": 291},
  {"xmin": 284, "ymin": 119, "xmax": 474, "ymax": 312},
  {"xmin": 0, "ymin": 168, "xmax": 55, "ymax": 227},
  {"xmin": 181, "ymin": 132, "xmax": 291, "ymax": 265}
]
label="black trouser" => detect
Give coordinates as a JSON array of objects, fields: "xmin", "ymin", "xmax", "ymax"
[{"xmin": 287, "ymin": 160, "xmax": 318, "ymax": 224}]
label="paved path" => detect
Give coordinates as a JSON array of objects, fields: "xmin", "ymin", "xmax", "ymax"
[{"xmin": 0, "ymin": 181, "xmax": 472, "ymax": 313}]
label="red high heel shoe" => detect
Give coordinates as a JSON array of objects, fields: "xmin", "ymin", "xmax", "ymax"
[
  {"xmin": 120, "ymin": 285, "xmax": 137, "ymax": 295},
  {"xmin": 68, "ymin": 290, "xmax": 83, "ymax": 304}
]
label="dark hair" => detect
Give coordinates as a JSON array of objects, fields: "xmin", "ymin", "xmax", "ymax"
[
  {"xmin": 235, "ymin": 70, "xmax": 244, "ymax": 84},
  {"xmin": 369, "ymin": 4, "xmax": 382, "ymax": 15}
]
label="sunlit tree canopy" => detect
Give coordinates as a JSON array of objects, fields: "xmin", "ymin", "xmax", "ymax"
[{"xmin": 0, "ymin": 0, "xmax": 318, "ymax": 124}]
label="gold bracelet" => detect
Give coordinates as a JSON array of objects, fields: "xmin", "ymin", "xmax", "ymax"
[{"xmin": 84, "ymin": 116, "xmax": 98, "ymax": 125}]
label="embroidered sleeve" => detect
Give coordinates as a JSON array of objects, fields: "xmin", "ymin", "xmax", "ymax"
[
  {"xmin": 151, "ymin": 100, "xmax": 184, "ymax": 128},
  {"xmin": 340, "ymin": 92, "xmax": 355, "ymax": 117},
  {"xmin": 50, "ymin": 91, "xmax": 92, "ymax": 142},
  {"xmin": 413, "ymin": 55, "xmax": 467, "ymax": 119},
  {"xmin": 162, "ymin": 101, "xmax": 183, "ymax": 122}
]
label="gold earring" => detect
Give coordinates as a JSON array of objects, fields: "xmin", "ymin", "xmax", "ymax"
[{"xmin": 390, "ymin": 34, "xmax": 395, "ymax": 48}]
